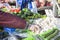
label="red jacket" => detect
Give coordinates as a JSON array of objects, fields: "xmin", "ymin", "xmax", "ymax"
[{"xmin": 0, "ymin": 11, "xmax": 26, "ymax": 29}]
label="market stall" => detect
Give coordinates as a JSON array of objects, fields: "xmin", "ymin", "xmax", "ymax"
[{"xmin": 0, "ymin": 0, "xmax": 60, "ymax": 40}]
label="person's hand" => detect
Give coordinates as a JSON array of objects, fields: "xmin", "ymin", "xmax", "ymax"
[{"xmin": 29, "ymin": 24, "xmax": 40, "ymax": 34}]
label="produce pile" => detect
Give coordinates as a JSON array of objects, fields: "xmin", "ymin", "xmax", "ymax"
[
  {"xmin": 1, "ymin": 8, "xmax": 59, "ymax": 40},
  {"xmin": 13, "ymin": 28, "xmax": 59, "ymax": 40},
  {"xmin": 1, "ymin": 8, "xmax": 47, "ymax": 23}
]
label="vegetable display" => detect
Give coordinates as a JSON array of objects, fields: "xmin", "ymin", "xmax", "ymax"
[
  {"xmin": 55, "ymin": 36, "xmax": 60, "ymax": 40},
  {"xmin": 12, "ymin": 8, "xmax": 47, "ymax": 23},
  {"xmin": 40, "ymin": 29, "xmax": 56, "ymax": 38},
  {"xmin": 38, "ymin": 28, "xmax": 58, "ymax": 40},
  {"xmin": 1, "ymin": 8, "xmax": 10, "ymax": 12},
  {"xmin": 44, "ymin": 29, "xmax": 58, "ymax": 40},
  {"xmin": 1, "ymin": 7, "xmax": 59, "ymax": 40}
]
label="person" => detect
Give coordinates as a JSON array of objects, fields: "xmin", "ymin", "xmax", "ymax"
[
  {"xmin": 0, "ymin": 0, "xmax": 4, "ymax": 8},
  {"xmin": 34, "ymin": 0, "xmax": 52, "ymax": 15},
  {"xmin": 0, "ymin": 0, "xmax": 14, "ymax": 10},
  {"xmin": 35, "ymin": 0, "xmax": 52, "ymax": 8}
]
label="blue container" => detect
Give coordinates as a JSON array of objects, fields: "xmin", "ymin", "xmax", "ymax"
[{"xmin": 4, "ymin": 27, "xmax": 15, "ymax": 33}]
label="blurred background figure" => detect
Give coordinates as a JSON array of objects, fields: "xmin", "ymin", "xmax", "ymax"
[
  {"xmin": 35, "ymin": 0, "xmax": 52, "ymax": 8},
  {"xmin": 0, "ymin": 0, "xmax": 12, "ymax": 9}
]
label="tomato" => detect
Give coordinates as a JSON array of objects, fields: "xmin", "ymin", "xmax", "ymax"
[
  {"xmin": 15, "ymin": 9, "xmax": 20, "ymax": 13},
  {"xmin": 10, "ymin": 9, "xmax": 15, "ymax": 12},
  {"xmin": 10, "ymin": 8, "xmax": 20, "ymax": 13}
]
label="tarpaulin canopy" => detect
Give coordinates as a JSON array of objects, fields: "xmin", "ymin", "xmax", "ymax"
[{"xmin": 0, "ymin": 10, "xmax": 26, "ymax": 29}]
